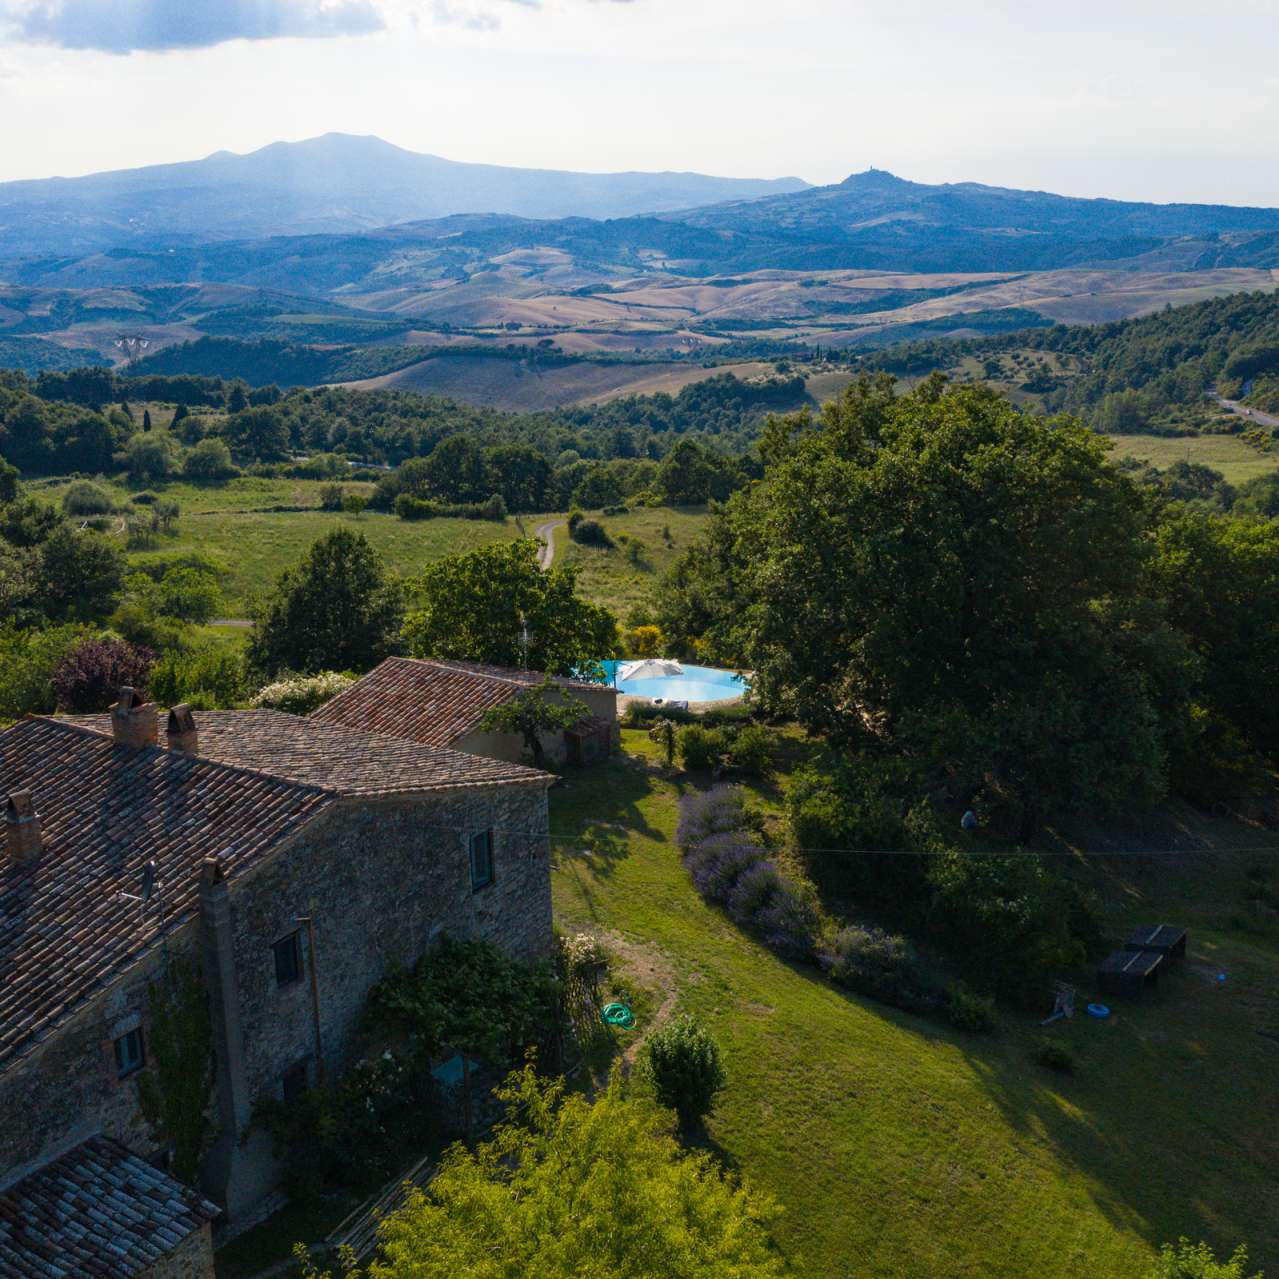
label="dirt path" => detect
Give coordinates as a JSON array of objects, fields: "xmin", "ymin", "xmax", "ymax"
[
  {"xmin": 534, "ymin": 519, "xmax": 565, "ymax": 570},
  {"xmin": 1209, "ymin": 392, "xmax": 1279, "ymax": 430},
  {"xmin": 209, "ymin": 618, "xmax": 252, "ymax": 629}
]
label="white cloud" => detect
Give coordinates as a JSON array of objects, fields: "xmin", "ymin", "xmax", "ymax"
[{"xmin": 5, "ymin": 0, "xmax": 384, "ymax": 53}]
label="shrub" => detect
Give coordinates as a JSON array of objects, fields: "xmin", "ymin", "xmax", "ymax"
[
  {"xmin": 570, "ymin": 518, "xmax": 611, "ymax": 547},
  {"xmin": 319, "ymin": 483, "xmax": 345, "ymax": 512},
  {"xmin": 753, "ymin": 881, "xmax": 821, "ymax": 959},
  {"xmin": 625, "ymin": 624, "xmax": 664, "ymax": 657},
  {"xmin": 394, "ymin": 493, "xmax": 507, "ymax": 522},
  {"xmin": 676, "ymin": 786, "xmax": 751, "ymax": 847},
  {"xmin": 61, "ymin": 480, "xmax": 114, "ymax": 517},
  {"xmin": 727, "ymin": 724, "xmax": 772, "ymax": 775},
  {"xmin": 125, "ymin": 431, "xmax": 177, "ymax": 483},
  {"xmin": 640, "ymin": 1014, "xmax": 726, "ymax": 1130},
  {"xmin": 1146, "ymin": 1239, "xmax": 1261, "ymax": 1279},
  {"xmin": 685, "ymin": 833, "xmax": 768, "ymax": 905},
  {"xmin": 153, "ymin": 566, "xmax": 221, "ymax": 623},
  {"xmin": 150, "ymin": 644, "xmax": 249, "ymax": 710},
  {"xmin": 822, "ymin": 925, "xmax": 938, "ymax": 1013},
  {"xmin": 567, "ymin": 508, "xmax": 585, "ymax": 532},
  {"xmin": 0, "ymin": 623, "xmax": 87, "ymax": 720},
  {"xmin": 945, "ymin": 982, "xmax": 997, "ymax": 1033},
  {"xmin": 251, "ymin": 671, "xmax": 354, "ymax": 714},
  {"xmin": 130, "ymin": 491, "xmax": 159, "ymax": 505},
  {"xmin": 182, "ymin": 437, "xmax": 237, "ymax": 481},
  {"xmin": 1034, "ymin": 1039, "xmax": 1075, "ymax": 1074},
  {"xmin": 725, "ymin": 860, "xmax": 784, "ymax": 928},
  {"xmin": 51, "ymin": 636, "xmax": 154, "ymax": 712},
  {"xmin": 679, "ymin": 723, "xmax": 729, "ymax": 771}
]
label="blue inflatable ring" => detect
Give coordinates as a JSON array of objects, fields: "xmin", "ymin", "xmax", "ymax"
[{"xmin": 1086, "ymin": 1002, "xmax": 1110, "ymax": 1018}]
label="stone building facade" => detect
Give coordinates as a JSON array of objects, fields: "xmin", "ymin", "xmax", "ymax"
[
  {"xmin": 312, "ymin": 657, "xmax": 619, "ymax": 766},
  {"xmin": 0, "ymin": 697, "xmax": 554, "ymax": 1266}
]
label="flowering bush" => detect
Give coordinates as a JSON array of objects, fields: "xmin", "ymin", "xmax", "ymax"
[
  {"xmin": 678, "ymin": 786, "xmax": 819, "ymax": 963},
  {"xmin": 251, "ymin": 670, "xmax": 353, "ymax": 715},
  {"xmin": 820, "ymin": 925, "xmax": 939, "ymax": 1014},
  {"xmin": 51, "ymin": 636, "xmax": 154, "ymax": 712}
]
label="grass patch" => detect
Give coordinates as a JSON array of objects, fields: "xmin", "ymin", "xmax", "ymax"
[
  {"xmin": 1104, "ymin": 433, "xmax": 1279, "ymax": 485},
  {"xmin": 550, "ymin": 732, "xmax": 1279, "ymax": 1279},
  {"xmin": 558, "ymin": 505, "xmax": 711, "ymax": 621}
]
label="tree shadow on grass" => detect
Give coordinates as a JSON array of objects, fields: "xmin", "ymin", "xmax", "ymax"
[
  {"xmin": 550, "ymin": 754, "xmax": 666, "ymax": 882},
  {"xmin": 950, "ymin": 960, "xmax": 1279, "ymax": 1269}
]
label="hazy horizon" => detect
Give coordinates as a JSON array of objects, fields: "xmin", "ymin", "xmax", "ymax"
[{"xmin": 0, "ymin": 0, "xmax": 1277, "ymax": 207}]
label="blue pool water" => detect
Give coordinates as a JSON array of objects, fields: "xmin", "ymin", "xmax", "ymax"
[{"xmin": 599, "ymin": 660, "xmax": 750, "ymax": 704}]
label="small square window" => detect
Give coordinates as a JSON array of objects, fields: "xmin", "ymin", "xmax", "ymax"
[
  {"xmin": 114, "ymin": 1027, "xmax": 145, "ymax": 1079},
  {"xmin": 280, "ymin": 1060, "xmax": 308, "ymax": 1104},
  {"xmin": 469, "ymin": 830, "xmax": 494, "ymax": 891},
  {"xmin": 273, "ymin": 931, "xmax": 303, "ymax": 987}
]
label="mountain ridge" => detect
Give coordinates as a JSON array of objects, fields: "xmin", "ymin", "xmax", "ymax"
[{"xmin": 0, "ymin": 133, "xmax": 810, "ymax": 258}]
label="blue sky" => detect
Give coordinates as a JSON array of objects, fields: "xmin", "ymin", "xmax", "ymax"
[{"xmin": 1, "ymin": 0, "xmax": 1277, "ymax": 205}]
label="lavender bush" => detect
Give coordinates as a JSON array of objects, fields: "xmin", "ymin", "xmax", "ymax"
[{"xmin": 678, "ymin": 787, "xmax": 819, "ymax": 963}]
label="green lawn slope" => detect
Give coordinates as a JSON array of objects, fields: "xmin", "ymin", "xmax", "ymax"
[{"xmin": 550, "ymin": 732, "xmax": 1279, "ymax": 1279}]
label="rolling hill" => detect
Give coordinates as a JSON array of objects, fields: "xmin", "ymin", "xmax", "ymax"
[
  {"xmin": 671, "ymin": 168, "xmax": 1279, "ymax": 272},
  {"xmin": 0, "ymin": 134, "xmax": 809, "ymax": 259}
]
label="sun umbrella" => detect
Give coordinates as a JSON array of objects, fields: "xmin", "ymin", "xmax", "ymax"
[{"xmin": 618, "ymin": 658, "xmax": 684, "ymax": 681}]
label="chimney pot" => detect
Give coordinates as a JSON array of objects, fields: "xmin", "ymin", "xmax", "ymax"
[
  {"xmin": 5, "ymin": 790, "xmax": 42, "ymax": 867},
  {"xmin": 166, "ymin": 704, "xmax": 198, "ymax": 754},
  {"xmin": 111, "ymin": 688, "xmax": 158, "ymax": 751}
]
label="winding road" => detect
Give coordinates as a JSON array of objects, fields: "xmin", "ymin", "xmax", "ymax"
[
  {"xmin": 534, "ymin": 519, "xmax": 565, "ymax": 570},
  {"xmin": 1209, "ymin": 392, "xmax": 1279, "ymax": 431}
]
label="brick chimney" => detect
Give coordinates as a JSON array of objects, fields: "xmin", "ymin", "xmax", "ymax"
[
  {"xmin": 6, "ymin": 790, "xmax": 42, "ymax": 867},
  {"xmin": 166, "ymin": 704, "xmax": 198, "ymax": 754},
  {"xmin": 111, "ymin": 687, "xmax": 158, "ymax": 750}
]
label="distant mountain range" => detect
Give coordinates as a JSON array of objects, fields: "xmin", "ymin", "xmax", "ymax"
[
  {"xmin": 3, "ymin": 153, "xmax": 1279, "ymax": 386},
  {"xmin": 0, "ymin": 133, "xmax": 809, "ymax": 258},
  {"xmin": 670, "ymin": 168, "xmax": 1279, "ymax": 272}
]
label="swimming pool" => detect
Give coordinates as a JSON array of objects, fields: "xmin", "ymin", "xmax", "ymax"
[{"xmin": 599, "ymin": 660, "xmax": 750, "ymax": 704}]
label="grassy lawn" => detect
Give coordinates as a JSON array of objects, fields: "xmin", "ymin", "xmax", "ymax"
[
  {"xmin": 1103, "ymin": 433, "xmax": 1279, "ymax": 485},
  {"xmin": 557, "ymin": 505, "xmax": 711, "ymax": 622},
  {"xmin": 550, "ymin": 732, "xmax": 1279, "ymax": 1279},
  {"xmin": 33, "ymin": 473, "xmax": 705, "ymax": 618}
]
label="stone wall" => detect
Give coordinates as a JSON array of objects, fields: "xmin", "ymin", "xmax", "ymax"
[
  {"xmin": 0, "ymin": 927, "xmax": 194, "ymax": 1182},
  {"xmin": 458, "ymin": 683, "xmax": 619, "ymax": 766},
  {"xmin": 139, "ymin": 1222, "xmax": 215, "ymax": 1279},
  {"xmin": 214, "ymin": 779, "xmax": 552, "ymax": 1214}
]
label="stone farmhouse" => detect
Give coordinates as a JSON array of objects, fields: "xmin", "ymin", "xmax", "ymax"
[
  {"xmin": 312, "ymin": 657, "xmax": 619, "ymax": 766},
  {"xmin": 0, "ymin": 691, "xmax": 553, "ymax": 1275}
]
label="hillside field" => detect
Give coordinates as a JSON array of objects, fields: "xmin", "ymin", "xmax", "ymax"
[
  {"xmin": 346, "ymin": 356, "xmax": 776, "ymax": 411},
  {"xmin": 551, "ymin": 732, "xmax": 1279, "ymax": 1279},
  {"xmin": 1105, "ymin": 433, "xmax": 1279, "ymax": 485}
]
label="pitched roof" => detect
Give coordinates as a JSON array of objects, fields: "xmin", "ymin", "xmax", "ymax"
[
  {"xmin": 63, "ymin": 708, "xmax": 551, "ymax": 796},
  {"xmin": 0, "ymin": 717, "xmax": 335, "ymax": 1069},
  {"xmin": 311, "ymin": 657, "xmax": 613, "ymax": 748},
  {"xmin": 0, "ymin": 1135, "xmax": 219, "ymax": 1277}
]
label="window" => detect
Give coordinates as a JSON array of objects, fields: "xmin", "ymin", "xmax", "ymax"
[
  {"xmin": 273, "ymin": 930, "xmax": 303, "ymax": 987},
  {"xmin": 114, "ymin": 1027, "xmax": 145, "ymax": 1079},
  {"xmin": 280, "ymin": 1060, "xmax": 308, "ymax": 1104},
  {"xmin": 469, "ymin": 829, "xmax": 494, "ymax": 891}
]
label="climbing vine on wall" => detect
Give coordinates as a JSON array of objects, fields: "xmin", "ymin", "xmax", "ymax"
[{"xmin": 136, "ymin": 955, "xmax": 216, "ymax": 1184}]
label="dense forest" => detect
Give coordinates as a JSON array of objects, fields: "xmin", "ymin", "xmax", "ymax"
[
  {"xmin": 870, "ymin": 288, "xmax": 1279, "ymax": 430},
  {"xmin": 0, "ymin": 364, "xmax": 809, "ymax": 509}
]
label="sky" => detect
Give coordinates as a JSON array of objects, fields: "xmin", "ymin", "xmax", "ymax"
[{"xmin": 1, "ymin": 0, "xmax": 1278, "ymax": 205}]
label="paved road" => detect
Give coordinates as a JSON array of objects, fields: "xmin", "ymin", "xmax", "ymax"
[
  {"xmin": 534, "ymin": 520, "xmax": 565, "ymax": 570},
  {"xmin": 1209, "ymin": 393, "xmax": 1279, "ymax": 430}
]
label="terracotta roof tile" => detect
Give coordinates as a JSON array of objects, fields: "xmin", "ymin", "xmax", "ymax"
[
  {"xmin": 0, "ymin": 718, "xmax": 334, "ymax": 1069},
  {"xmin": 0, "ymin": 1135, "xmax": 218, "ymax": 1277},
  {"xmin": 63, "ymin": 708, "xmax": 551, "ymax": 796},
  {"xmin": 311, "ymin": 657, "xmax": 613, "ymax": 748}
]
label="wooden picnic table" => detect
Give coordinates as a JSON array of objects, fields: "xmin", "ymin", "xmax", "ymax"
[
  {"xmin": 1124, "ymin": 924, "xmax": 1186, "ymax": 960},
  {"xmin": 1098, "ymin": 947, "xmax": 1163, "ymax": 998}
]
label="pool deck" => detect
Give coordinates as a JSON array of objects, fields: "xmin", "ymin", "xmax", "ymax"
[{"xmin": 616, "ymin": 684, "xmax": 751, "ymax": 717}]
